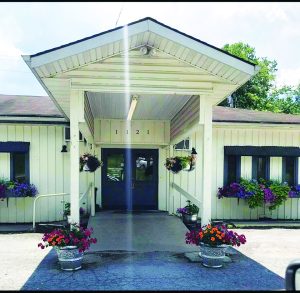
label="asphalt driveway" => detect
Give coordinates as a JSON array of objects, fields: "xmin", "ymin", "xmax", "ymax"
[{"xmin": 1, "ymin": 228, "xmax": 298, "ymax": 290}]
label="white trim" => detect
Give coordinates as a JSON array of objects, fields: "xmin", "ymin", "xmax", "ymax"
[
  {"xmin": 27, "ymin": 22, "xmax": 148, "ymax": 68},
  {"xmin": 213, "ymin": 122, "xmax": 300, "ymax": 129},
  {"xmin": 148, "ymin": 21, "xmax": 258, "ymax": 76},
  {"xmin": 0, "ymin": 116, "xmax": 66, "ymax": 122}
]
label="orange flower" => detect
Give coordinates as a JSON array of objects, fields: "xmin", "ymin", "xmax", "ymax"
[
  {"xmin": 217, "ymin": 231, "xmax": 221, "ymax": 234},
  {"xmin": 221, "ymin": 233, "xmax": 225, "ymax": 237},
  {"xmin": 207, "ymin": 224, "xmax": 211, "ymax": 229},
  {"xmin": 211, "ymin": 237, "xmax": 215, "ymax": 241},
  {"xmin": 210, "ymin": 231, "xmax": 214, "ymax": 234}
]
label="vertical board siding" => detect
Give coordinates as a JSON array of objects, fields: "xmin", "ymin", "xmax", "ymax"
[
  {"xmin": 169, "ymin": 125, "xmax": 300, "ymax": 220},
  {"xmin": 0, "ymin": 124, "xmax": 91, "ymax": 223}
]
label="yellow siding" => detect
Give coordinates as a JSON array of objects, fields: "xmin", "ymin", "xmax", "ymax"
[
  {"xmin": 0, "ymin": 124, "xmax": 90, "ymax": 223},
  {"xmin": 169, "ymin": 124, "xmax": 300, "ymax": 220}
]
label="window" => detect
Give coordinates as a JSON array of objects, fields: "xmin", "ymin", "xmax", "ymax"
[
  {"xmin": 252, "ymin": 156, "xmax": 270, "ymax": 181},
  {"xmin": 282, "ymin": 157, "xmax": 298, "ymax": 186},
  {"xmin": 10, "ymin": 152, "xmax": 30, "ymax": 183},
  {"xmin": 64, "ymin": 127, "xmax": 83, "ymax": 141},
  {"xmin": 224, "ymin": 155, "xmax": 241, "ymax": 185},
  {"xmin": 106, "ymin": 153, "xmax": 124, "ymax": 182}
]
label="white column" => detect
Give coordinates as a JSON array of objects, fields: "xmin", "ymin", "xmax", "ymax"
[
  {"xmin": 168, "ymin": 145, "xmax": 174, "ymax": 215},
  {"xmin": 69, "ymin": 89, "xmax": 82, "ymax": 226},
  {"xmin": 199, "ymin": 96, "xmax": 213, "ymax": 226},
  {"xmin": 90, "ymin": 143, "xmax": 96, "ymax": 217}
]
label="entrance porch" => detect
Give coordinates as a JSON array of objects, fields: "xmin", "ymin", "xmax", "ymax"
[{"xmin": 23, "ymin": 17, "xmax": 258, "ymax": 226}]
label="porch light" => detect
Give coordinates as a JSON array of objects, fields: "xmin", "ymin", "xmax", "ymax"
[
  {"xmin": 127, "ymin": 95, "xmax": 138, "ymax": 121},
  {"xmin": 61, "ymin": 145, "xmax": 68, "ymax": 153}
]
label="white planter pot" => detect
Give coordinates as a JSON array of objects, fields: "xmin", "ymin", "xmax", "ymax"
[
  {"xmin": 55, "ymin": 246, "xmax": 83, "ymax": 271},
  {"xmin": 200, "ymin": 243, "xmax": 227, "ymax": 268}
]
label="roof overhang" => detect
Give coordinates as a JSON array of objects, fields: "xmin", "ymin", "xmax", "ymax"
[{"xmin": 22, "ymin": 17, "xmax": 260, "ymax": 121}]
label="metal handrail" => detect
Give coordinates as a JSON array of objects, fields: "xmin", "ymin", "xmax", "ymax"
[
  {"xmin": 33, "ymin": 192, "xmax": 68, "ymax": 230},
  {"xmin": 79, "ymin": 183, "xmax": 92, "ymax": 202},
  {"xmin": 171, "ymin": 182, "xmax": 202, "ymax": 208},
  {"xmin": 79, "ymin": 183, "xmax": 93, "ymax": 216}
]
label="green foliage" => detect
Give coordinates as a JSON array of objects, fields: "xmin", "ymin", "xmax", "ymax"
[
  {"xmin": 185, "ymin": 200, "xmax": 199, "ymax": 214},
  {"xmin": 64, "ymin": 202, "xmax": 70, "ymax": 216},
  {"xmin": 268, "ymin": 180, "xmax": 290, "ymax": 210},
  {"xmin": 176, "ymin": 156, "xmax": 191, "ymax": 169},
  {"xmin": 220, "ymin": 43, "xmax": 277, "ymax": 110},
  {"xmin": 238, "ymin": 178, "xmax": 290, "ymax": 210},
  {"xmin": 219, "ymin": 42, "xmax": 300, "ymax": 115},
  {"xmin": 239, "ymin": 178, "xmax": 264, "ymax": 209},
  {"xmin": 0, "ymin": 178, "xmax": 16, "ymax": 190}
]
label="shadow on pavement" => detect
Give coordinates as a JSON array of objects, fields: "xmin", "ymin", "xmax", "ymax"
[{"xmin": 21, "ymin": 247, "xmax": 284, "ymax": 291}]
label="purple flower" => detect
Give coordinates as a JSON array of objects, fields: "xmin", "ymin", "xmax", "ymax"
[
  {"xmin": 263, "ymin": 188, "xmax": 276, "ymax": 203},
  {"xmin": 218, "ymin": 182, "xmax": 252, "ymax": 199},
  {"xmin": 176, "ymin": 207, "xmax": 188, "ymax": 214},
  {"xmin": 289, "ymin": 185, "xmax": 300, "ymax": 198},
  {"xmin": 12, "ymin": 182, "xmax": 37, "ymax": 197}
]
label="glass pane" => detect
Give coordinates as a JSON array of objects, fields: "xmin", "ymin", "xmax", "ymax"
[
  {"xmin": 13, "ymin": 153, "xmax": 26, "ymax": 183},
  {"xmin": 106, "ymin": 153, "xmax": 124, "ymax": 182},
  {"xmin": 284, "ymin": 157, "xmax": 295, "ymax": 186},
  {"xmin": 135, "ymin": 154, "xmax": 154, "ymax": 181},
  {"xmin": 228, "ymin": 155, "xmax": 237, "ymax": 184},
  {"xmin": 257, "ymin": 157, "xmax": 266, "ymax": 180}
]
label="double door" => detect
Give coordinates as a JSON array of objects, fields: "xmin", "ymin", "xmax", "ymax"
[{"xmin": 101, "ymin": 148, "xmax": 158, "ymax": 210}]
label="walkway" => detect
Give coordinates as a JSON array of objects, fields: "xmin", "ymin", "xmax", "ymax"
[{"xmin": 87, "ymin": 211, "xmax": 195, "ymax": 253}]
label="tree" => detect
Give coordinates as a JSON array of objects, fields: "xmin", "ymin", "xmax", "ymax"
[
  {"xmin": 219, "ymin": 42, "xmax": 278, "ymax": 110},
  {"xmin": 266, "ymin": 85, "xmax": 300, "ymax": 115}
]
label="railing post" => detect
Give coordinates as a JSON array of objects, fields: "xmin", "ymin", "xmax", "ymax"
[{"xmin": 32, "ymin": 193, "xmax": 68, "ymax": 230}]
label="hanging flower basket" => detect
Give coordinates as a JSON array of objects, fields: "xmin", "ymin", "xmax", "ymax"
[
  {"xmin": 165, "ymin": 148, "xmax": 197, "ymax": 174},
  {"xmin": 79, "ymin": 153, "xmax": 103, "ymax": 172}
]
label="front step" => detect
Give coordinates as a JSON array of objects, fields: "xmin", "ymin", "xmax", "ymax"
[{"xmin": 35, "ymin": 222, "xmax": 68, "ymax": 233}]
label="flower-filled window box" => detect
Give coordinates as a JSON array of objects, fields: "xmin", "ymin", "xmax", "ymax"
[
  {"xmin": 165, "ymin": 148, "xmax": 197, "ymax": 174},
  {"xmin": 80, "ymin": 153, "xmax": 103, "ymax": 172},
  {"xmin": 0, "ymin": 178, "xmax": 38, "ymax": 200},
  {"xmin": 218, "ymin": 178, "xmax": 294, "ymax": 210}
]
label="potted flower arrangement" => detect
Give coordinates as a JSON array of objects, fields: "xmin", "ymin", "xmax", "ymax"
[
  {"xmin": 79, "ymin": 153, "xmax": 103, "ymax": 172},
  {"xmin": 218, "ymin": 178, "xmax": 291, "ymax": 211},
  {"xmin": 185, "ymin": 223, "xmax": 246, "ymax": 268},
  {"xmin": 38, "ymin": 224, "xmax": 97, "ymax": 271},
  {"xmin": 176, "ymin": 200, "xmax": 199, "ymax": 224},
  {"xmin": 165, "ymin": 148, "xmax": 197, "ymax": 174}
]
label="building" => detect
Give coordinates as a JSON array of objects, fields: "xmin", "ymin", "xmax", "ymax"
[{"xmin": 0, "ymin": 17, "xmax": 299, "ymax": 225}]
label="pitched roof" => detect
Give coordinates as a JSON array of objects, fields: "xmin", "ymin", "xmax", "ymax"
[
  {"xmin": 213, "ymin": 106, "xmax": 300, "ymax": 124},
  {"xmin": 0, "ymin": 94, "xmax": 63, "ymax": 117},
  {"xmin": 29, "ymin": 17, "xmax": 256, "ymax": 68},
  {"xmin": 0, "ymin": 94, "xmax": 299, "ymax": 125}
]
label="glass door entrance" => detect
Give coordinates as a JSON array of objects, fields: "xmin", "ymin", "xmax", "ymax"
[{"xmin": 101, "ymin": 148, "xmax": 158, "ymax": 210}]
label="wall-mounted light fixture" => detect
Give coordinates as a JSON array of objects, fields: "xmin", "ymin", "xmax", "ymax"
[
  {"xmin": 61, "ymin": 145, "xmax": 68, "ymax": 153},
  {"xmin": 127, "ymin": 95, "xmax": 138, "ymax": 121},
  {"xmin": 140, "ymin": 45, "xmax": 157, "ymax": 57}
]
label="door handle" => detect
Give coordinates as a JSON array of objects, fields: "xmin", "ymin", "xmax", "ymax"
[{"xmin": 131, "ymin": 181, "xmax": 135, "ymax": 189}]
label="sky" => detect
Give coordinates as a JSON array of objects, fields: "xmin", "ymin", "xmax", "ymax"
[{"xmin": 1, "ymin": 2, "xmax": 300, "ymax": 96}]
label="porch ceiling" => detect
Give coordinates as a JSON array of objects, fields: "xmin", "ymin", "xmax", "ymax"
[{"xmin": 87, "ymin": 92, "xmax": 191, "ymax": 120}]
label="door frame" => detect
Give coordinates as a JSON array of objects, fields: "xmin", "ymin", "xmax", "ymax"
[{"xmin": 100, "ymin": 147, "xmax": 159, "ymax": 210}]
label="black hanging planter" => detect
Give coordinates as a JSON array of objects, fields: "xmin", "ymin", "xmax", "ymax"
[
  {"xmin": 165, "ymin": 148, "xmax": 197, "ymax": 174},
  {"xmin": 80, "ymin": 154, "xmax": 103, "ymax": 172}
]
